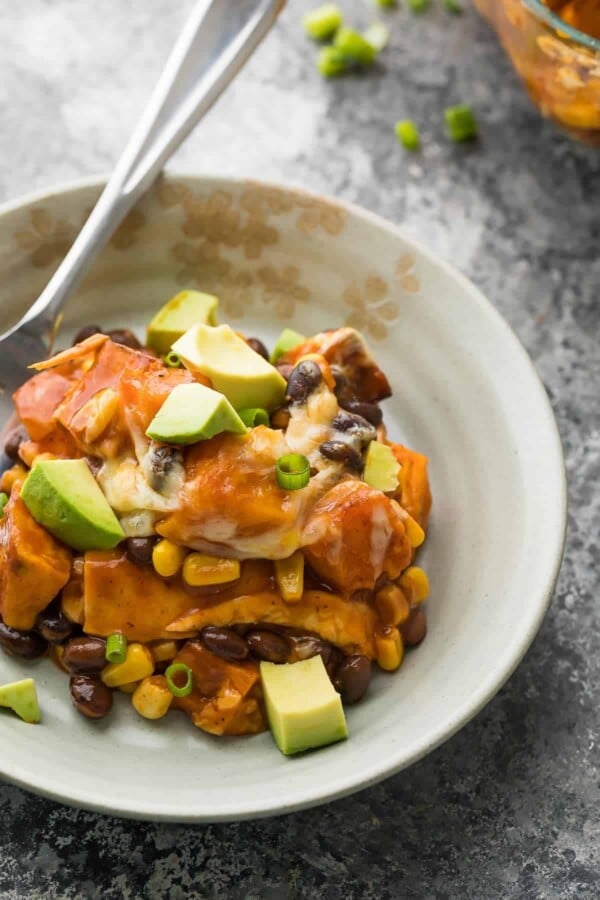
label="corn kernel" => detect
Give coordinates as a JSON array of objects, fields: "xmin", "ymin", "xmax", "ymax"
[
  {"xmin": 149, "ymin": 640, "xmax": 180, "ymax": 663},
  {"xmin": 182, "ymin": 553, "xmax": 240, "ymax": 587},
  {"xmin": 405, "ymin": 515, "xmax": 425, "ymax": 548},
  {"xmin": 102, "ymin": 643, "xmax": 154, "ymax": 687},
  {"xmin": 152, "ymin": 539, "xmax": 187, "ymax": 578},
  {"xmin": 375, "ymin": 627, "xmax": 404, "ymax": 671},
  {"xmin": 61, "ymin": 583, "xmax": 84, "ymax": 625},
  {"xmin": 118, "ymin": 682, "xmax": 139, "ymax": 694},
  {"xmin": 274, "ymin": 551, "xmax": 305, "ymax": 603},
  {"xmin": 132, "ymin": 675, "xmax": 173, "ymax": 720},
  {"xmin": 399, "ymin": 566, "xmax": 430, "ymax": 603},
  {"xmin": 375, "ymin": 584, "xmax": 411, "ymax": 626}
]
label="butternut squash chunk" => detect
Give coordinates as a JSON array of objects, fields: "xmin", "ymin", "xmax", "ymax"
[
  {"xmin": 167, "ymin": 589, "xmax": 377, "ymax": 657},
  {"xmin": 390, "ymin": 443, "xmax": 432, "ymax": 530},
  {"xmin": 0, "ymin": 491, "xmax": 72, "ymax": 630},
  {"xmin": 172, "ymin": 641, "xmax": 265, "ymax": 735}
]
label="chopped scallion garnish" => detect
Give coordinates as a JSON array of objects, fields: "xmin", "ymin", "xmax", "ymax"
[
  {"xmin": 0, "ymin": 492, "xmax": 9, "ymax": 516},
  {"xmin": 333, "ymin": 27, "xmax": 377, "ymax": 66},
  {"xmin": 363, "ymin": 22, "xmax": 390, "ymax": 53},
  {"xmin": 407, "ymin": 0, "xmax": 430, "ymax": 11},
  {"xmin": 444, "ymin": 104, "xmax": 478, "ymax": 141},
  {"xmin": 105, "ymin": 633, "xmax": 128, "ymax": 665},
  {"xmin": 238, "ymin": 408, "xmax": 270, "ymax": 428},
  {"xmin": 164, "ymin": 351, "xmax": 182, "ymax": 368},
  {"xmin": 165, "ymin": 663, "xmax": 193, "ymax": 698},
  {"xmin": 443, "ymin": 0, "xmax": 463, "ymax": 12},
  {"xmin": 374, "ymin": 0, "xmax": 397, "ymax": 7},
  {"xmin": 275, "ymin": 454, "xmax": 311, "ymax": 491},
  {"xmin": 395, "ymin": 119, "xmax": 421, "ymax": 151},
  {"xmin": 303, "ymin": 3, "xmax": 343, "ymax": 41},
  {"xmin": 317, "ymin": 46, "xmax": 351, "ymax": 78}
]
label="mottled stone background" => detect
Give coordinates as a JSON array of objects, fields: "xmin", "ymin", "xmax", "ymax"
[{"xmin": 0, "ymin": 1, "xmax": 598, "ymax": 897}]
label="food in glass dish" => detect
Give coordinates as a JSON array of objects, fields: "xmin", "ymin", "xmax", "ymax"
[{"xmin": 0, "ymin": 290, "xmax": 431, "ymax": 755}]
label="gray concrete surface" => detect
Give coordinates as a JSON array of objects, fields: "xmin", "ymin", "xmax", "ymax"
[{"xmin": 0, "ymin": 1, "xmax": 599, "ymax": 897}]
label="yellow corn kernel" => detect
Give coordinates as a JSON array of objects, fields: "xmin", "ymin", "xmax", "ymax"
[
  {"xmin": 118, "ymin": 682, "xmax": 139, "ymax": 694},
  {"xmin": 152, "ymin": 539, "xmax": 187, "ymax": 578},
  {"xmin": 274, "ymin": 551, "xmax": 305, "ymax": 603},
  {"xmin": 375, "ymin": 627, "xmax": 404, "ymax": 672},
  {"xmin": 132, "ymin": 675, "xmax": 173, "ymax": 720},
  {"xmin": 405, "ymin": 515, "xmax": 425, "ymax": 548},
  {"xmin": 182, "ymin": 553, "xmax": 240, "ymax": 587},
  {"xmin": 101, "ymin": 643, "xmax": 154, "ymax": 688},
  {"xmin": 375, "ymin": 584, "xmax": 410, "ymax": 626},
  {"xmin": 61, "ymin": 583, "xmax": 84, "ymax": 625},
  {"xmin": 149, "ymin": 640, "xmax": 180, "ymax": 663},
  {"xmin": 399, "ymin": 566, "xmax": 430, "ymax": 604}
]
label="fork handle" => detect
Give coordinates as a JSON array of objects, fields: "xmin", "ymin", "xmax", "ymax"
[{"xmin": 19, "ymin": 0, "xmax": 285, "ymax": 339}]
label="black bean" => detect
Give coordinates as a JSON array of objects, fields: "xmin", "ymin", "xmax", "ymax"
[
  {"xmin": 335, "ymin": 655, "xmax": 371, "ymax": 704},
  {"xmin": 341, "ymin": 399, "xmax": 383, "ymax": 427},
  {"xmin": 148, "ymin": 445, "xmax": 183, "ymax": 491},
  {"xmin": 62, "ymin": 636, "xmax": 107, "ymax": 673},
  {"xmin": 0, "ymin": 619, "xmax": 47, "ymax": 659},
  {"xmin": 332, "ymin": 411, "xmax": 377, "ymax": 445},
  {"xmin": 73, "ymin": 324, "xmax": 102, "ymax": 345},
  {"xmin": 246, "ymin": 337, "xmax": 269, "ymax": 360},
  {"xmin": 330, "ymin": 366, "xmax": 346, "ymax": 397},
  {"xmin": 400, "ymin": 608, "xmax": 427, "ymax": 646},
  {"xmin": 4, "ymin": 425, "xmax": 28, "ymax": 461},
  {"xmin": 201, "ymin": 626, "xmax": 249, "ymax": 661},
  {"xmin": 126, "ymin": 537, "xmax": 156, "ymax": 567},
  {"xmin": 106, "ymin": 328, "xmax": 142, "ymax": 350},
  {"xmin": 319, "ymin": 440, "xmax": 363, "ymax": 472},
  {"xmin": 69, "ymin": 674, "xmax": 113, "ymax": 719},
  {"xmin": 287, "ymin": 634, "xmax": 333, "ymax": 666},
  {"xmin": 286, "ymin": 361, "xmax": 322, "ymax": 404},
  {"xmin": 276, "ymin": 363, "xmax": 293, "ymax": 382},
  {"xmin": 246, "ymin": 630, "xmax": 289, "ymax": 663},
  {"xmin": 35, "ymin": 599, "xmax": 74, "ymax": 644}
]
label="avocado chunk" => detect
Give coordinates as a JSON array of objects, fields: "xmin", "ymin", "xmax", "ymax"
[
  {"xmin": 173, "ymin": 324, "xmax": 287, "ymax": 411},
  {"xmin": 260, "ymin": 656, "xmax": 348, "ymax": 755},
  {"xmin": 146, "ymin": 290, "xmax": 219, "ymax": 356},
  {"xmin": 270, "ymin": 328, "xmax": 306, "ymax": 364},
  {"xmin": 363, "ymin": 441, "xmax": 400, "ymax": 492},
  {"xmin": 21, "ymin": 459, "xmax": 125, "ymax": 551},
  {"xmin": 0, "ymin": 678, "xmax": 41, "ymax": 723},
  {"xmin": 146, "ymin": 382, "xmax": 247, "ymax": 444}
]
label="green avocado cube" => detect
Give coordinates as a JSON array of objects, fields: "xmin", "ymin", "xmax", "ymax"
[
  {"xmin": 146, "ymin": 290, "xmax": 219, "ymax": 356},
  {"xmin": 21, "ymin": 459, "xmax": 125, "ymax": 551},
  {"xmin": 269, "ymin": 328, "xmax": 306, "ymax": 364},
  {"xmin": 146, "ymin": 382, "xmax": 247, "ymax": 444},
  {"xmin": 173, "ymin": 324, "xmax": 287, "ymax": 411},
  {"xmin": 260, "ymin": 656, "xmax": 348, "ymax": 756},
  {"xmin": 363, "ymin": 441, "xmax": 400, "ymax": 492},
  {"xmin": 0, "ymin": 678, "xmax": 41, "ymax": 723}
]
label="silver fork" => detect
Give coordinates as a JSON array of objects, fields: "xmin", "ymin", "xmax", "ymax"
[{"xmin": 0, "ymin": 0, "xmax": 285, "ymax": 404}]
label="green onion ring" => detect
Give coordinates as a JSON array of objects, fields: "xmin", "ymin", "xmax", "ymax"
[
  {"xmin": 237, "ymin": 407, "xmax": 270, "ymax": 428},
  {"xmin": 164, "ymin": 351, "xmax": 183, "ymax": 368},
  {"xmin": 105, "ymin": 633, "xmax": 128, "ymax": 665},
  {"xmin": 165, "ymin": 663, "xmax": 193, "ymax": 698},
  {"xmin": 275, "ymin": 453, "xmax": 311, "ymax": 491}
]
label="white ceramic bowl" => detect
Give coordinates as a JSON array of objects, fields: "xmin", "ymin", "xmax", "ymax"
[{"xmin": 0, "ymin": 175, "xmax": 566, "ymax": 821}]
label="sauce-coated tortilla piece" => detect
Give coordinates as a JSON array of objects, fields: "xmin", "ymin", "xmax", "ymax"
[
  {"xmin": 0, "ymin": 490, "xmax": 71, "ymax": 630},
  {"xmin": 167, "ymin": 589, "xmax": 377, "ymax": 657},
  {"xmin": 279, "ymin": 327, "xmax": 391, "ymax": 403},
  {"xmin": 302, "ymin": 481, "xmax": 412, "ymax": 594},
  {"xmin": 172, "ymin": 641, "xmax": 265, "ymax": 735}
]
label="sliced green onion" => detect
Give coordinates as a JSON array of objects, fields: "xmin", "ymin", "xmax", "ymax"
[
  {"xmin": 164, "ymin": 351, "xmax": 182, "ymax": 368},
  {"xmin": 105, "ymin": 633, "xmax": 128, "ymax": 665},
  {"xmin": 443, "ymin": 0, "xmax": 463, "ymax": 12},
  {"xmin": 363, "ymin": 22, "xmax": 390, "ymax": 53},
  {"xmin": 237, "ymin": 408, "xmax": 270, "ymax": 428},
  {"xmin": 276, "ymin": 454, "xmax": 311, "ymax": 491},
  {"xmin": 375, "ymin": 0, "xmax": 397, "ymax": 8},
  {"xmin": 270, "ymin": 328, "xmax": 306, "ymax": 364},
  {"xmin": 165, "ymin": 663, "xmax": 193, "ymax": 698},
  {"xmin": 303, "ymin": 3, "xmax": 343, "ymax": 41},
  {"xmin": 317, "ymin": 46, "xmax": 350, "ymax": 78},
  {"xmin": 407, "ymin": 0, "xmax": 430, "ymax": 11},
  {"xmin": 0, "ymin": 492, "xmax": 9, "ymax": 516},
  {"xmin": 333, "ymin": 27, "xmax": 377, "ymax": 66},
  {"xmin": 444, "ymin": 104, "xmax": 478, "ymax": 142},
  {"xmin": 395, "ymin": 119, "xmax": 421, "ymax": 151}
]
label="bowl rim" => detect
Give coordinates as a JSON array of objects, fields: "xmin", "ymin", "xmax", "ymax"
[
  {"xmin": 521, "ymin": 0, "xmax": 600, "ymax": 53},
  {"xmin": 0, "ymin": 172, "xmax": 568, "ymax": 821}
]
